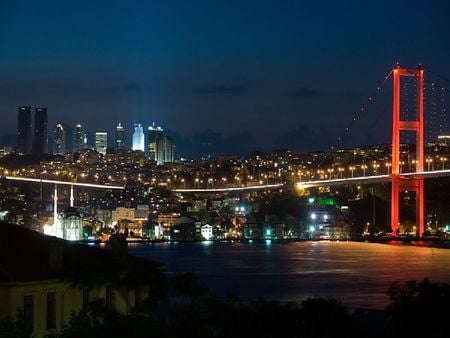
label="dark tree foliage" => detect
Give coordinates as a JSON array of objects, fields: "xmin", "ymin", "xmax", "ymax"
[{"xmin": 385, "ymin": 278, "xmax": 450, "ymax": 338}]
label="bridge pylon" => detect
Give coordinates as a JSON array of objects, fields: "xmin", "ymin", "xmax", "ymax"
[{"xmin": 391, "ymin": 65, "xmax": 424, "ymax": 237}]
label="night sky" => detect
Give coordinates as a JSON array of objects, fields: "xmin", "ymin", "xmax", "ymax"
[{"xmin": 1, "ymin": 0, "xmax": 449, "ymax": 157}]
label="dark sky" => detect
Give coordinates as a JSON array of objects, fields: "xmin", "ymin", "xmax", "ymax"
[{"xmin": 1, "ymin": 0, "xmax": 449, "ymax": 157}]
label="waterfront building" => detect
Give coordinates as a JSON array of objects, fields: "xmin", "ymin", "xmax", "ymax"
[
  {"xmin": 17, "ymin": 106, "xmax": 32, "ymax": 154},
  {"xmin": 60, "ymin": 207, "xmax": 83, "ymax": 241},
  {"xmin": 33, "ymin": 107, "xmax": 48, "ymax": 154},
  {"xmin": 132, "ymin": 124, "xmax": 145, "ymax": 152},
  {"xmin": 156, "ymin": 213, "xmax": 181, "ymax": 226},
  {"xmin": 112, "ymin": 207, "xmax": 135, "ymax": 225},
  {"xmin": 201, "ymin": 224, "xmax": 213, "ymax": 240},
  {"xmin": 115, "ymin": 122, "xmax": 126, "ymax": 150},
  {"xmin": 95, "ymin": 131, "xmax": 107, "ymax": 155},
  {"xmin": 53, "ymin": 124, "xmax": 65, "ymax": 155}
]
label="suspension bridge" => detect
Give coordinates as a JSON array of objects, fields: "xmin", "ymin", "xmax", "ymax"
[
  {"xmin": 171, "ymin": 64, "xmax": 450, "ymax": 238},
  {"xmin": 296, "ymin": 64, "xmax": 450, "ymax": 237}
]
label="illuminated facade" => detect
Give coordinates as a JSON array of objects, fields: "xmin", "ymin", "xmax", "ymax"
[
  {"xmin": 95, "ymin": 131, "xmax": 107, "ymax": 155},
  {"xmin": 73, "ymin": 124, "xmax": 86, "ymax": 153},
  {"xmin": 148, "ymin": 124, "xmax": 163, "ymax": 161},
  {"xmin": 53, "ymin": 123, "xmax": 65, "ymax": 155},
  {"xmin": 60, "ymin": 207, "xmax": 83, "ymax": 241},
  {"xmin": 115, "ymin": 122, "xmax": 126, "ymax": 150},
  {"xmin": 132, "ymin": 124, "xmax": 145, "ymax": 152}
]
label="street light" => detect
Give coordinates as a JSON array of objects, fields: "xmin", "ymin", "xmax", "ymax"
[
  {"xmin": 440, "ymin": 157, "xmax": 447, "ymax": 170},
  {"xmin": 399, "ymin": 161, "xmax": 405, "ymax": 173},
  {"xmin": 361, "ymin": 164, "xmax": 368, "ymax": 176},
  {"xmin": 373, "ymin": 163, "xmax": 380, "ymax": 174},
  {"xmin": 426, "ymin": 158, "xmax": 433, "ymax": 171},
  {"xmin": 349, "ymin": 166, "xmax": 355, "ymax": 178},
  {"xmin": 385, "ymin": 162, "xmax": 391, "ymax": 174}
]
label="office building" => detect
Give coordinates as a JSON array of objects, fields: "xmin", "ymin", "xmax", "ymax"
[
  {"xmin": 53, "ymin": 123, "xmax": 65, "ymax": 155},
  {"xmin": 132, "ymin": 124, "xmax": 145, "ymax": 152},
  {"xmin": 17, "ymin": 106, "xmax": 32, "ymax": 154},
  {"xmin": 162, "ymin": 136, "xmax": 174, "ymax": 164},
  {"xmin": 95, "ymin": 132, "xmax": 108, "ymax": 155},
  {"xmin": 115, "ymin": 122, "xmax": 126, "ymax": 150},
  {"xmin": 148, "ymin": 124, "xmax": 163, "ymax": 161},
  {"xmin": 73, "ymin": 124, "xmax": 86, "ymax": 153},
  {"xmin": 33, "ymin": 107, "xmax": 48, "ymax": 154}
]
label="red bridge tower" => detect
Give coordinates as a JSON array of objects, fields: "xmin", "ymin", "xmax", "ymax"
[{"xmin": 391, "ymin": 65, "xmax": 424, "ymax": 237}]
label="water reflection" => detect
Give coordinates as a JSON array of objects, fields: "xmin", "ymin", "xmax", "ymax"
[{"xmin": 129, "ymin": 241, "xmax": 450, "ymax": 309}]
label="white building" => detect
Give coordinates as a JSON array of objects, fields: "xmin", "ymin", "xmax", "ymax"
[
  {"xmin": 132, "ymin": 124, "xmax": 145, "ymax": 152},
  {"xmin": 201, "ymin": 224, "xmax": 213, "ymax": 240}
]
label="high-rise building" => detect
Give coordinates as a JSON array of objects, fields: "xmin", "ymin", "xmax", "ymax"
[
  {"xmin": 17, "ymin": 106, "xmax": 32, "ymax": 154},
  {"xmin": 132, "ymin": 124, "xmax": 145, "ymax": 152},
  {"xmin": 33, "ymin": 107, "xmax": 48, "ymax": 154},
  {"xmin": 162, "ymin": 136, "xmax": 175, "ymax": 164},
  {"xmin": 53, "ymin": 124, "xmax": 65, "ymax": 155},
  {"xmin": 156, "ymin": 136, "xmax": 174, "ymax": 165},
  {"xmin": 73, "ymin": 124, "xmax": 86, "ymax": 153},
  {"xmin": 115, "ymin": 123, "xmax": 126, "ymax": 150},
  {"xmin": 95, "ymin": 132, "xmax": 108, "ymax": 155},
  {"xmin": 148, "ymin": 124, "xmax": 163, "ymax": 161}
]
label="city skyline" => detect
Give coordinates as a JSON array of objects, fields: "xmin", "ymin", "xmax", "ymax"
[{"xmin": 0, "ymin": 1, "xmax": 449, "ymax": 156}]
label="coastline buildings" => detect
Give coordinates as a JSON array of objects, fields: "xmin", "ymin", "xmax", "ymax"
[{"xmin": 17, "ymin": 106, "xmax": 32, "ymax": 154}]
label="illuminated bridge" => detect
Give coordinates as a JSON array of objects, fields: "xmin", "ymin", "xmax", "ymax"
[
  {"xmin": 172, "ymin": 183, "xmax": 284, "ymax": 194},
  {"xmin": 297, "ymin": 65, "xmax": 450, "ymax": 238},
  {"xmin": 3, "ymin": 175, "xmax": 124, "ymax": 231},
  {"xmin": 298, "ymin": 169, "xmax": 450, "ymax": 189}
]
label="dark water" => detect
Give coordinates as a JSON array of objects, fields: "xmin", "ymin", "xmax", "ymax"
[{"xmin": 127, "ymin": 240, "xmax": 450, "ymax": 310}]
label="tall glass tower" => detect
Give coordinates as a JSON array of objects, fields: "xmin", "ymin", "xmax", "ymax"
[
  {"xmin": 148, "ymin": 124, "xmax": 163, "ymax": 161},
  {"xmin": 17, "ymin": 106, "xmax": 32, "ymax": 154},
  {"xmin": 53, "ymin": 123, "xmax": 65, "ymax": 155},
  {"xmin": 115, "ymin": 123, "xmax": 126, "ymax": 150},
  {"xmin": 33, "ymin": 107, "xmax": 48, "ymax": 154},
  {"xmin": 73, "ymin": 124, "xmax": 86, "ymax": 153},
  {"xmin": 132, "ymin": 124, "xmax": 145, "ymax": 152}
]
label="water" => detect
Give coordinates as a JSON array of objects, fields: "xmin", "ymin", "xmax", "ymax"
[{"xmin": 128, "ymin": 240, "xmax": 450, "ymax": 310}]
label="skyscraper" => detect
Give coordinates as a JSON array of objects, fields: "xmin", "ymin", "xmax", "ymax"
[
  {"xmin": 33, "ymin": 107, "xmax": 48, "ymax": 154},
  {"xmin": 53, "ymin": 123, "xmax": 65, "ymax": 155},
  {"xmin": 95, "ymin": 132, "xmax": 108, "ymax": 155},
  {"xmin": 73, "ymin": 124, "xmax": 86, "ymax": 153},
  {"xmin": 132, "ymin": 124, "xmax": 145, "ymax": 152},
  {"xmin": 115, "ymin": 123, "xmax": 126, "ymax": 151},
  {"xmin": 162, "ymin": 136, "xmax": 175, "ymax": 164},
  {"xmin": 17, "ymin": 106, "xmax": 32, "ymax": 154},
  {"xmin": 148, "ymin": 124, "xmax": 163, "ymax": 161}
]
